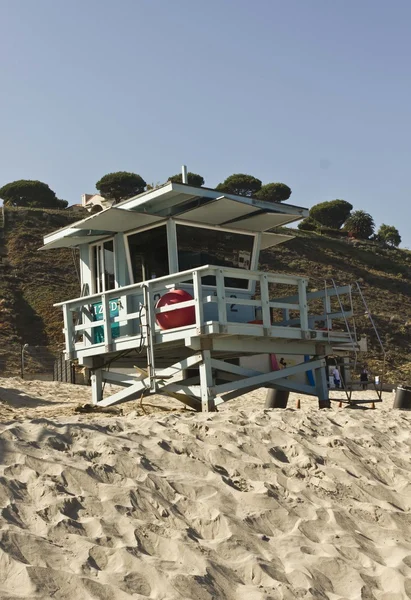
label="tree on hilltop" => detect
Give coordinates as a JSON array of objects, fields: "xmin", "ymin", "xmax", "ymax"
[
  {"xmin": 344, "ymin": 210, "xmax": 375, "ymax": 239},
  {"xmin": 309, "ymin": 200, "xmax": 353, "ymax": 229},
  {"xmin": 255, "ymin": 182, "xmax": 292, "ymax": 203},
  {"xmin": 377, "ymin": 224, "xmax": 401, "ymax": 247},
  {"xmin": 96, "ymin": 172, "xmax": 146, "ymax": 204},
  {"xmin": 168, "ymin": 172, "xmax": 205, "ymax": 187},
  {"xmin": 298, "ymin": 217, "xmax": 318, "ymax": 231},
  {"xmin": 0, "ymin": 180, "xmax": 68, "ymax": 209},
  {"xmin": 216, "ymin": 173, "xmax": 262, "ymax": 197}
]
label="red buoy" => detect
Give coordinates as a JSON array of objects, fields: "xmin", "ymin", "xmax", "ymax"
[{"xmin": 155, "ymin": 289, "xmax": 196, "ymax": 330}]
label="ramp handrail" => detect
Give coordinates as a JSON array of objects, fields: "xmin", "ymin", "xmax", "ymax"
[
  {"xmin": 330, "ymin": 279, "xmax": 357, "ymax": 354},
  {"xmin": 354, "ymin": 281, "xmax": 386, "ymax": 400}
]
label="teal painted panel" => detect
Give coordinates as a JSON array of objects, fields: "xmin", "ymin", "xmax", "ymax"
[{"xmin": 92, "ymin": 299, "xmax": 120, "ymax": 343}]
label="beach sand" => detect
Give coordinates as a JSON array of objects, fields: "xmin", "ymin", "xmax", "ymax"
[{"xmin": 0, "ymin": 377, "xmax": 410, "ymax": 599}]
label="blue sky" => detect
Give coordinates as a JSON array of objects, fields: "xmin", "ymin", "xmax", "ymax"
[{"xmin": 1, "ymin": 0, "xmax": 410, "ymax": 246}]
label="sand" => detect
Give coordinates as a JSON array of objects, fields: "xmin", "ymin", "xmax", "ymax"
[{"xmin": 0, "ymin": 377, "xmax": 411, "ymax": 600}]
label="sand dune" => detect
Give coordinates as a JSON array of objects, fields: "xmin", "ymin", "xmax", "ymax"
[{"xmin": 0, "ymin": 378, "xmax": 410, "ymax": 599}]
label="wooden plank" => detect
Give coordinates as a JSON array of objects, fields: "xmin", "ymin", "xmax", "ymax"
[
  {"xmin": 202, "ymin": 296, "xmax": 300, "ymax": 311},
  {"xmin": 269, "ymin": 302, "xmax": 300, "ymax": 311},
  {"xmin": 101, "ymin": 371, "xmax": 143, "ymax": 386},
  {"xmin": 155, "ymin": 299, "xmax": 196, "ymax": 314},
  {"xmin": 279, "ymin": 310, "xmax": 353, "ymax": 327},
  {"xmin": 74, "ymin": 320, "xmax": 106, "ymax": 332},
  {"xmin": 188, "ymin": 336, "xmax": 330, "ymax": 356},
  {"xmin": 158, "ymin": 353, "xmax": 203, "ymax": 376},
  {"xmin": 218, "ymin": 323, "xmax": 303, "ymax": 339},
  {"xmin": 97, "ymin": 379, "xmax": 148, "ymax": 407},
  {"xmin": 161, "ymin": 383, "xmax": 202, "ymax": 397},
  {"xmin": 211, "ymin": 358, "xmax": 262, "ymax": 377},
  {"xmin": 271, "ymin": 284, "xmax": 352, "ymax": 306}
]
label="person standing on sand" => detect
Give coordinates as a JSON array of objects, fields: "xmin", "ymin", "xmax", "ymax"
[
  {"xmin": 333, "ymin": 367, "xmax": 341, "ymax": 389},
  {"xmin": 360, "ymin": 366, "xmax": 369, "ymax": 390}
]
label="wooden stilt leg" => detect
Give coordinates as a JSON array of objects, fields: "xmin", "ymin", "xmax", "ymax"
[
  {"xmin": 199, "ymin": 350, "xmax": 214, "ymax": 413},
  {"xmin": 315, "ymin": 362, "xmax": 330, "ymax": 409},
  {"xmin": 91, "ymin": 369, "xmax": 103, "ymax": 405}
]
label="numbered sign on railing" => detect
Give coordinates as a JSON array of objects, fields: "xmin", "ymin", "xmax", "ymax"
[{"xmin": 92, "ymin": 299, "xmax": 120, "ymax": 343}]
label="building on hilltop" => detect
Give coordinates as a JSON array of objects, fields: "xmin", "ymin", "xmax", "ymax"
[{"xmin": 81, "ymin": 193, "xmax": 112, "ymax": 213}]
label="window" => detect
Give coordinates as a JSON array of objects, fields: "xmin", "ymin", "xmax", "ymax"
[
  {"xmin": 127, "ymin": 225, "xmax": 169, "ymax": 283},
  {"xmin": 176, "ymin": 224, "xmax": 254, "ymax": 289},
  {"xmin": 91, "ymin": 239, "xmax": 116, "ymax": 293}
]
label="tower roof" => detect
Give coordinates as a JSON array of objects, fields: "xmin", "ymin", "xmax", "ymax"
[{"xmin": 42, "ymin": 182, "xmax": 308, "ymax": 250}]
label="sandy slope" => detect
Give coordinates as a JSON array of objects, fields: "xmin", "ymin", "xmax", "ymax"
[{"xmin": 0, "ymin": 378, "xmax": 411, "ymax": 600}]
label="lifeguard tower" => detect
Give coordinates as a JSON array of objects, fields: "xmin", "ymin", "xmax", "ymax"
[{"xmin": 43, "ymin": 168, "xmax": 361, "ymax": 411}]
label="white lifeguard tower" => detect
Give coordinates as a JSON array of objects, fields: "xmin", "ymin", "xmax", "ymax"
[{"xmin": 43, "ymin": 167, "xmax": 361, "ymax": 411}]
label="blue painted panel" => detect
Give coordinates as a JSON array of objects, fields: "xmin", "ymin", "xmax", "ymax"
[{"xmin": 304, "ymin": 355, "xmax": 315, "ymax": 386}]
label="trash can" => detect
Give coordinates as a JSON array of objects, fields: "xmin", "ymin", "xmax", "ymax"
[
  {"xmin": 265, "ymin": 389, "xmax": 289, "ymax": 409},
  {"xmin": 393, "ymin": 386, "xmax": 411, "ymax": 410}
]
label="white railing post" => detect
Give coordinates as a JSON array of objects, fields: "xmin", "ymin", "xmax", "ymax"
[
  {"xmin": 91, "ymin": 369, "xmax": 103, "ymax": 404},
  {"xmin": 101, "ymin": 294, "xmax": 113, "ymax": 352},
  {"xmin": 62, "ymin": 304, "xmax": 74, "ymax": 359},
  {"xmin": 215, "ymin": 269, "xmax": 227, "ymax": 328},
  {"xmin": 199, "ymin": 350, "xmax": 214, "ymax": 412},
  {"xmin": 298, "ymin": 279, "xmax": 309, "ymax": 333},
  {"xmin": 166, "ymin": 219, "xmax": 179, "ymax": 274},
  {"xmin": 144, "ymin": 283, "xmax": 157, "ymax": 392},
  {"xmin": 192, "ymin": 270, "xmax": 204, "ymax": 334},
  {"xmin": 145, "ymin": 284, "xmax": 157, "ymax": 341},
  {"xmin": 282, "ymin": 307, "xmax": 290, "ymax": 323},
  {"xmin": 81, "ymin": 302, "xmax": 94, "ymax": 347},
  {"xmin": 259, "ymin": 274, "xmax": 271, "ymax": 329}
]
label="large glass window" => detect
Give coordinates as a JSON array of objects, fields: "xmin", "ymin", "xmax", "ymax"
[
  {"xmin": 127, "ymin": 225, "xmax": 169, "ymax": 283},
  {"xmin": 91, "ymin": 239, "xmax": 115, "ymax": 293},
  {"xmin": 176, "ymin": 224, "xmax": 254, "ymax": 289}
]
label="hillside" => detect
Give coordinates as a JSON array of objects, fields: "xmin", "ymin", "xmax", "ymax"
[
  {"xmin": 0, "ymin": 207, "xmax": 82, "ymax": 373},
  {"xmin": 0, "ymin": 207, "xmax": 410, "ymax": 383}
]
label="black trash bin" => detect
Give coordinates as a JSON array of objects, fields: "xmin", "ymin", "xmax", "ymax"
[
  {"xmin": 393, "ymin": 386, "xmax": 411, "ymax": 410},
  {"xmin": 265, "ymin": 389, "xmax": 289, "ymax": 409}
]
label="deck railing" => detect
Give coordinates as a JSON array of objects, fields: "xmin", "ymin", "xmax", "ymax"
[{"xmin": 55, "ymin": 265, "xmax": 353, "ymax": 358}]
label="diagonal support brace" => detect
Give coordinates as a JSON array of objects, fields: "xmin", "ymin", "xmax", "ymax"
[{"xmin": 213, "ymin": 358, "xmax": 326, "ymax": 396}]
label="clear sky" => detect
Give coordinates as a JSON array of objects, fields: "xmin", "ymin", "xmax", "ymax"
[{"xmin": 1, "ymin": 0, "xmax": 410, "ymax": 246}]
